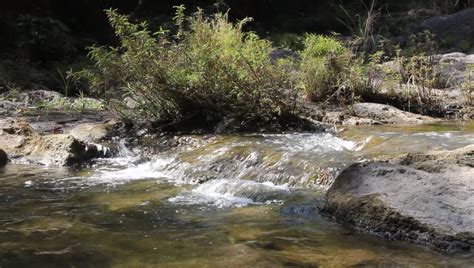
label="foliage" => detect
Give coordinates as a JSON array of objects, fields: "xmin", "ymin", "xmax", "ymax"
[
  {"xmin": 53, "ymin": 69, "xmax": 73, "ymax": 97},
  {"xmin": 404, "ymin": 30, "xmax": 439, "ymax": 56},
  {"xmin": 336, "ymin": 0, "xmax": 381, "ymax": 54},
  {"xmin": 374, "ymin": 51, "xmax": 442, "ymax": 113},
  {"xmin": 34, "ymin": 94, "xmax": 104, "ymax": 113},
  {"xmin": 77, "ymin": 7, "xmax": 298, "ymax": 125},
  {"xmin": 461, "ymin": 66, "xmax": 474, "ymax": 106},
  {"xmin": 396, "ymin": 54, "xmax": 442, "ymax": 89},
  {"xmin": 299, "ymin": 34, "xmax": 368, "ymax": 103}
]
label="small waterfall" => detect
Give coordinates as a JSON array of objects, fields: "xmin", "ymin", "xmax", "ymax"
[
  {"xmin": 106, "ymin": 133, "xmax": 357, "ymax": 207},
  {"xmin": 27, "ymin": 133, "xmax": 360, "ymax": 206}
]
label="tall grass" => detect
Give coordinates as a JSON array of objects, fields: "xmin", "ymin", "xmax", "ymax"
[
  {"xmin": 337, "ymin": 0, "xmax": 381, "ymax": 54},
  {"xmin": 299, "ymin": 35, "xmax": 368, "ymax": 103}
]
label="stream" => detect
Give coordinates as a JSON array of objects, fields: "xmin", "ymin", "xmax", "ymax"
[{"xmin": 1, "ymin": 123, "xmax": 474, "ymax": 267}]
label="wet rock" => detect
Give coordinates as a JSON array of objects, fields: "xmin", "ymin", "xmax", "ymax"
[
  {"xmin": 0, "ymin": 149, "xmax": 7, "ymax": 167},
  {"xmin": 0, "ymin": 118, "xmax": 106, "ymax": 166},
  {"xmin": 70, "ymin": 119, "xmax": 122, "ymax": 143},
  {"xmin": 350, "ymin": 103, "xmax": 440, "ymax": 124},
  {"xmin": 326, "ymin": 146, "xmax": 474, "ymax": 252}
]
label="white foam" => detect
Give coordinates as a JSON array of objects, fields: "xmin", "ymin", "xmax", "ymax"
[
  {"xmin": 27, "ymin": 133, "xmax": 357, "ymax": 193},
  {"xmin": 261, "ymin": 133, "xmax": 357, "ymax": 153},
  {"xmin": 169, "ymin": 179, "xmax": 290, "ymax": 208}
]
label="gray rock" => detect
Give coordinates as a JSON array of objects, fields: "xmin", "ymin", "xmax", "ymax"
[
  {"xmin": 27, "ymin": 134, "xmax": 103, "ymax": 166},
  {"xmin": 322, "ymin": 111, "xmax": 382, "ymax": 126},
  {"xmin": 341, "ymin": 116, "xmax": 382, "ymax": 126},
  {"xmin": 124, "ymin": 97, "xmax": 140, "ymax": 109},
  {"xmin": 405, "ymin": 9, "xmax": 474, "ymax": 52},
  {"xmin": 326, "ymin": 146, "xmax": 474, "ymax": 252},
  {"xmin": 0, "ymin": 118, "xmax": 107, "ymax": 166},
  {"xmin": 70, "ymin": 119, "xmax": 121, "ymax": 143},
  {"xmin": 351, "ymin": 103, "xmax": 440, "ymax": 124},
  {"xmin": 379, "ymin": 53, "xmax": 474, "ymax": 89},
  {"xmin": 440, "ymin": 52, "xmax": 467, "ymax": 62},
  {"xmin": 436, "ymin": 52, "xmax": 474, "ymax": 87},
  {"xmin": 0, "ymin": 149, "xmax": 7, "ymax": 167},
  {"xmin": 17, "ymin": 90, "xmax": 64, "ymax": 107}
]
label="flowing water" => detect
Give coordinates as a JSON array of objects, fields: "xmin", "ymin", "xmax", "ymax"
[{"xmin": 1, "ymin": 122, "xmax": 474, "ymax": 267}]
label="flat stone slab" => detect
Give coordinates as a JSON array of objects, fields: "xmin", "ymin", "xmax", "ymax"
[
  {"xmin": 325, "ymin": 156, "xmax": 474, "ymax": 252},
  {"xmin": 351, "ymin": 103, "xmax": 440, "ymax": 124}
]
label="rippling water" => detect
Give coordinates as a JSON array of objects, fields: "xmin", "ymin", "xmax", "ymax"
[{"xmin": 1, "ymin": 123, "xmax": 473, "ymax": 267}]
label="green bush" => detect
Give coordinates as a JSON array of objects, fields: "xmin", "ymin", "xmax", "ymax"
[
  {"xmin": 299, "ymin": 34, "xmax": 367, "ymax": 102},
  {"xmin": 77, "ymin": 7, "xmax": 297, "ymax": 125}
]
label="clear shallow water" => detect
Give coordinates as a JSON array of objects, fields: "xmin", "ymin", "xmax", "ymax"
[{"xmin": 1, "ymin": 123, "xmax": 474, "ymax": 267}]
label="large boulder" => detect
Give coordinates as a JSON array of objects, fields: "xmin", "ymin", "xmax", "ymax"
[
  {"xmin": 0, "ymin": 149, "xmax": 7, "ymax": 167},
  {"xmin": 437, "ymin": 52, "xmax": 474, "ymax": 88},
  {"xmin": 402, "ymin": 9, "xmax": 474, "ymax": 52},
  {"xmin": 26, "ymin": 134, "xmax": 103, "ymax": 166},
  {"xmin": 350, "ymin": 103, "xmax": 440, "ymax": 124},
  {"xmin": 0, "ymin": 118, "xmax": 106, "ymax": 166},
  {"xmin": 325, "ymin": 146, "xmax": 474, "ymax": 252}
]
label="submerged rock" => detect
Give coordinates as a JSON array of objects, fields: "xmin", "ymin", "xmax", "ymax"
[
  {"xmin": 0, "ymin": 149, "xmax": 7, "ymax": 167},
  {"xmin": 0, "ymin": 118, "xmax": 107, "ymax": 166},
  {"xmin": 325, "ymin": 146, "xmax": 474, "ymax": 252},
  {"xmin": 350, "ymin": 103, "xmax": 440, "ymax": 124}
]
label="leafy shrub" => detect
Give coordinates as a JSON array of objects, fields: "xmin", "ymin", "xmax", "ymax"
[
  {"xmin": 404, "ymin": 30, "xmax": 439, "ymax": 57},
  {"xmin": 396, "ymin": 54, "xmax": 442, "ymax": 108},
  {"xmin": 299, "ymin": 34, "xmax": 367, "ymax": 102},
  {"xmin": 77, "ymin": 7, "xmax": 298, "ymax": 126}
]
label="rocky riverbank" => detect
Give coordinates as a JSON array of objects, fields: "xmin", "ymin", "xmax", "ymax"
[
  {"xmin": 0, "ymin": 90, "xmax": 473, "ymax": 259},
  {"xmin": 0, "ymin": 88, "xmax": 471, "ymax": 165},
  {"xmin": 0, "ymin": 118, "xmax": 113, "ymax": 166}
]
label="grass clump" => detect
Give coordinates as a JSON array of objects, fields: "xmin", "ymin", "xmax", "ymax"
[
  {"xmin": 461, "ymin": 67, "xmax": 474, "ymax": 106},
  {"xmin": 76, "ymin": 7, "xmax": 298, "ymax": 129},
  {"xmin": 299, "ymin": 34, "xmax": 367, "ymax": 103}
]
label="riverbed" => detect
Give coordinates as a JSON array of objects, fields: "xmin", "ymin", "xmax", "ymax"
[{"xmin": 1, "ymin": 122, "xmax": 473, "ymax": 267}]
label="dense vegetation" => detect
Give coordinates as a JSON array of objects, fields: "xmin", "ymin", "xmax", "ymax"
[
  {"xmin": 1, "ymin": 0, "xmax": 473, "ymax": 130},
  {"xmin": 76, "ymin": 8, "xmax": 299, "ymax": 127}
]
